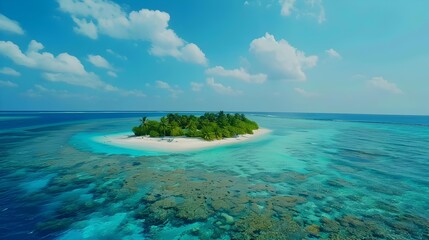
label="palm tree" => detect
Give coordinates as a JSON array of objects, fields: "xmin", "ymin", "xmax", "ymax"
[
  {"xmin": 202, "ymin": 129, "xmax": 211, "ymax": 141},
  {"xmin": 160, "ymin": 117, "xmax": 168, "ymax": 137},
  {"xmin": 139, "ymin": 116, "xmax": 147, "ymax": 127}
]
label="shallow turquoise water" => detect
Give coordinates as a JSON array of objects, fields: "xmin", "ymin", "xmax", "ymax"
[{"xmin": 0, "ymin": 113, "xmax": 428, "ymax": 239}]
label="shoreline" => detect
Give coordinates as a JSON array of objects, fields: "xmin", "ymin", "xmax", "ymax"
[{"xmin": 93, "ymin": 128, "xmax": 271, "ymax": 152}]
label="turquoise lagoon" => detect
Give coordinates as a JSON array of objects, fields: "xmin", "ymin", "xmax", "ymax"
[{"xmin": 0, "ymin": 112, "xmax": 428, "ymax": 239}]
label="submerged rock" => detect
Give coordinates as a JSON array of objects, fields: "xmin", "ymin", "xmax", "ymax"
[
  {"xmin": 211, "ymin": 199, "xmax": 229, "ymax": 211},
  {"xmin": 176, "ymin": 199, "xmax": 212, "ymax": 222},
  {"xmin": 326, "ymin": 179, "xmax": 350, "ymax": 188},
  {"xmin": 305, "ymin": 224, "xmax": 320, "ymax": 237},
  {"xmin": 321, "ymin": 217, "xmax": 340, "ymax": 233},
  {"xmin": 221, "ymin": 212, "xmax": 234, "ymax": 224},
  {"xmin": 233, "ymin": 213, "xmax": 303, "ymax": 240},
  {"xmin": 339, "ymin": 215, "xmax": 365, "ymax": 227},
  {"xmin": 321, "ymin": 206, "xmax": 332, "ymax": 213}
]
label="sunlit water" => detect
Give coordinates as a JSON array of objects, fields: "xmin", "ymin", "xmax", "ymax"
[{"xmin": 0, "ymin": 112, "xmax": 428, "ymax": 239}]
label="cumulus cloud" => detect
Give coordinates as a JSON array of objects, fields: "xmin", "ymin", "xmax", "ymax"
[
  {"xmin": 0, "ymin": 40, "xmax": 143, "ymax": 96},
  {"xmin": 178, "ymin": 43, "xmax": 207, "ymax": 65},
  {"xmin": 206, "ymin": 66, "xmax": 267, "ymax": 84},
  {"xmin": 0, "ymin": 67, "xmax": 21, "ymax": 76},
  {"xmin": 190, "ymin": 82, "xmax": 203, "ymax": 92},
  {"xmin": 57, "ymin": 0, "xmax": 207, "ymax": 65},
  {"xmin": 206, "ymin": 77, "xmax": 242, "ymax": 96},
  {"xmin": 88, "ymin": 54, "xmax": 113, "ymax": 70},
  {"xmin": 0, "ymin": 40, "xmax": 87, "ymax": 74},
  {"xmin": 325, "ymin": 48, "xmax": 341, "ymax": 59},
  {"xmin": 249, "ymin": 33, "xmax": 317, "ymax": 81},
  {"xmin": 0, "ymin": 80, "xmax": 18, "ymax": 88},
  {"xmin": 0, "ymin": 14, "xmax": 24, "ymax": 35},
  {"xmin": 294, "ymin": 87, "xmax": 317, "ymax": 97},
  {"xmin": 156, "ymin": 80, "xmax": 183, "ymax": 97},
  {"xmin": 368, "ymin": 77, "xmax": 403, "ymax": 94},
  {"xmin": 72, "ymin": 16, "xmax": 98, "ymax": 39}
]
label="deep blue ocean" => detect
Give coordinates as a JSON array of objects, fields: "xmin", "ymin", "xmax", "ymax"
[{"xmin": 0, "ymin": 112, "xmax": 428, "ymax": 239}]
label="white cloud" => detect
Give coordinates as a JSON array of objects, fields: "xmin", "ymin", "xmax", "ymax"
[
  {"xmin": 25, "ymin": 84, "xmax": 81, "ymax": 98},
  {"xmin": 120, "ymin": 89, "xmax": 146, "ymax": 97},
  {"xmin": 178, "ymin": 43, "xmax": 207, "ymax": 65},
  {"xmin": 106, "ymin": 49, "xmax": 127, "ymax": 60},
  {"xmin": 24, "ymin": 84, "xmax": 100, "ymax": 99},
  {"xmin": 206, "ymin": 77, "xmax": 242, "ymax": 96},
  {"xmin": 107, "ymin": 71, "xmax": 117, "ymax": 77},
  {"xmin": 42, "ymin": 72, "xmax": 116, "ymax": 91},
  {"xmin": 368, "ymin": 77, "xmax": 403, "ymax": 94},
  {"xmin": 206, "ymin": 66, "xmax": 267, "ymax": 84},
  {"xmin": 72, "ymin": 16, "xmax": 98, "ymax": 39},
  {"xmin": 0, "ymin": 80, "xmax": 18, "ymax": 88},
  {"xmin": 190, "ymin": 82, "xmax": 203, "ymax": 92},
  {"xmin": 279, "ymin": 0, "xmax": 325, "ymax": 23},
  {"xmin": 317, "ymin": 4, "xmax": 326, "ymax": 23},
  {"xmin": 279, "ymin": 0, "xmax": 295, "ymax": 16},
  {"xmin": 325, "ymin": 48, "xmax": 341, "ymax": 59},
  {"xmin": 0, "ymin": 40, "xmax": 142, "ymax": 96},
  {"xmin": 58, "ymin": 0, "xmax": 207, "ymax": 65},
  {"xmin": 0, "ymin": 14, "xmax": 24, "ymax": 35},
  {"xmin": 0, "ymin": 40, "xmax": 86, "ymax": 74},
  {"xmin": 155, "ymin": 80, "xmax": 183, "ymax": 97},
  {"xmin": 43, "ymin": 72, "xmax": 145, "ymax": 97},
  {"xmin": 306, "ymin": 0, "xmax": 326, "ymax": 24},
  {"xmin": 294, "ymin": 87, "xmax": 317, "ymax": 97},
  {"xmin": 156, "ymin": 80, "xmax": 170, "ymax": 89},
  {"xmin": 88, "ymin": 54, "xmax": 113, "ymax": 70},
  {"xmin": 249, "ymin": 33, "xmax": 318, "ymax": 81},
  {"xmin": 0, "ymin": 67, "xmax": 21, "ymax": 76}
]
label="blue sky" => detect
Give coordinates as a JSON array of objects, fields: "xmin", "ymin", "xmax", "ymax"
[{"xmin": 0, "ymin": 0, "xmax": 428, "ymax": 114}]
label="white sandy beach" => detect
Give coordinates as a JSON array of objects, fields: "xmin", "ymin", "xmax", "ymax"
[{"xmin": 94, "ymin": 128, "xmax": 271, "ymax": 152}]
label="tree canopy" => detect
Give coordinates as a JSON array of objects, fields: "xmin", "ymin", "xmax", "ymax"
[{"xmin": 132, "ymin": 111, "xmax": 259, "ymax": 141}]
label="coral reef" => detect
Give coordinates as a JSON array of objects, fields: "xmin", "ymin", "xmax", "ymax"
[{"xmin": 17, "ymin": 135, "xmax": 428, "ymax": 240}]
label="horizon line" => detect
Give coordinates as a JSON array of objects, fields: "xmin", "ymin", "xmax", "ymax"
[{"xmin": 0, "ymin": 110, "xmax": 428, "ymax": 117}]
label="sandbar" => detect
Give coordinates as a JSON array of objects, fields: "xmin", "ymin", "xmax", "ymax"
[{"xmin": 93, "ymin": 128, "xmax": 271, "ymax": 153}]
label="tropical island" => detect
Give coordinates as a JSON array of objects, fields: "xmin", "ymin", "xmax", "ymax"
[
  {"xmin": 132, "ymin": 111, "xmax": 259, "ymax": 141},
  {"xmin": 94, "ymin": 112, "xmax": 270, "ymax": 153}
]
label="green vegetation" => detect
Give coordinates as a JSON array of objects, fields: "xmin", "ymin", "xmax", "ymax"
[{"xmin": 132, "ymin": 111, "xmax": 259, "ymax": 141}]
